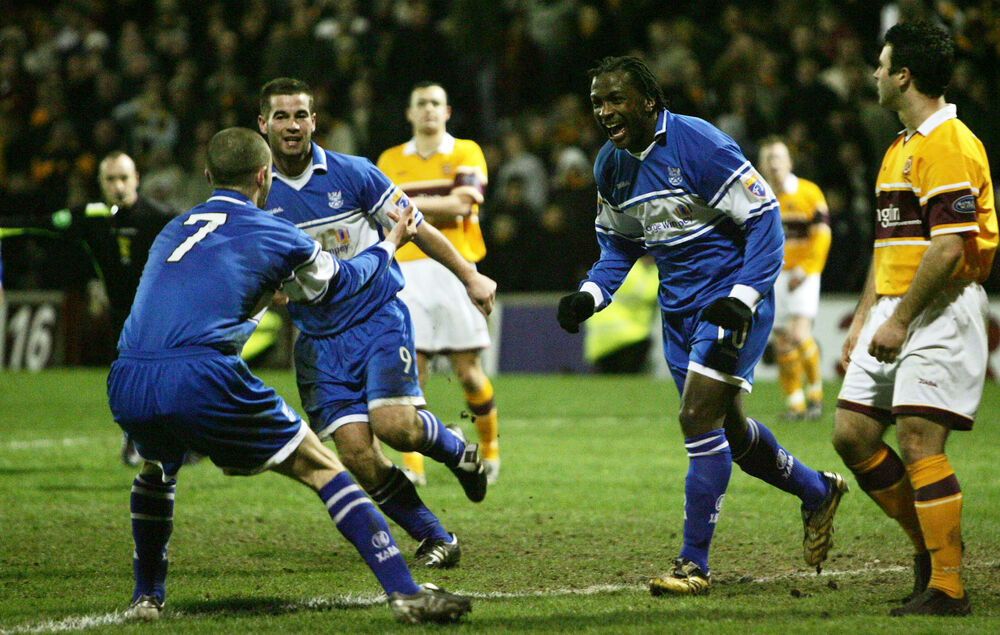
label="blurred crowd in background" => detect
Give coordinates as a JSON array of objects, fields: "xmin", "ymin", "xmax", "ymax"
[{"xmin": 2, "ymin": 0, "xmax": 999, "ymax": 296}]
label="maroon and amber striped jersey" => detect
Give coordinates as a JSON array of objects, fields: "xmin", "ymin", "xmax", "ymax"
[
  {"xmin": 377, "ymin": 134, "xmax": 488, "ymax": 263},
  {"xmin": 776, "ymin": 174, "xmax": 830, "ymax": 275},
  {"xmin": 873, "ymin": 105, "xmax": 996, "ymax": 295}
]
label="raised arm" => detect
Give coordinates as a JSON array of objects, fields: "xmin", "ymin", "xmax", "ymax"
[
  {"xmin": 412, "ymin": 221, "xmax": 496, "ymax": 316},
  {"xmin": 282, "ymin": 205, "xmax": 419, "ymax": 306}
]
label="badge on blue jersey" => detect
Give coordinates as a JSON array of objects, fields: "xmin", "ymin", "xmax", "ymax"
[
  {"xmin": 327, "ymin": 191, "xmax": 343, "ymax": 209},
  {"xmin": 743, "ymin": 174, "xmax": 767, "ymax": 198},
  {"xmin": 667, "ymin": 166, "xmax": 683, "ymax": 186},
  {"xmin": 390, "ymin": 189, "xmax": 411, "ymax": 210}
]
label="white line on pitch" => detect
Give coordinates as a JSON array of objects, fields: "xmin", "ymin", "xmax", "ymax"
[
  {"xmin": 1, "ymin": 437, "xmax": 104, "ymax": 450},
  {"xmin": 4, "ymin": 561, "xmax": 997, "ymax": 634}
]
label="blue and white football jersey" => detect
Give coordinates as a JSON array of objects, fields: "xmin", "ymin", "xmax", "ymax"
[
  {"xmin": 585, "ymin": 109, "xmax": 784, "ymax": 315},
  {"xmin": 264, "ymin": 142, "xmax": 423, "ymax": 336},
  {"xmin": 118, "ymin": 190, "xmax": 394, "ymax": 355}
]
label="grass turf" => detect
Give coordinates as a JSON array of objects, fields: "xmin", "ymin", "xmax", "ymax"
[{"xmin": 1, "ymin": 369, "xmax": 998, "ymax": 633}]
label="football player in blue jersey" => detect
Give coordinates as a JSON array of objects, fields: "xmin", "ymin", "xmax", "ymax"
[
  {"xmin": 257, "ymin": 78, "xmax": 497, "ymax": 570},
  {"xmin": 108, "ymin": 127, "xmax": 471, "ymax": 625},
  {"xmin": 557, "ymin": 56, "xmax": 848, "ymax": 595}
]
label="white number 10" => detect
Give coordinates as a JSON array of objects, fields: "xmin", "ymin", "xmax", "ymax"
[{"xmin": 167, "ymin": 213, "xmax": 228, "ymax": 262}]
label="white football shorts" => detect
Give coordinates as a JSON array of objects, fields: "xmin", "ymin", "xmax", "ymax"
[
  {"xmin": 773, "ymin": 270, "xmax": 821, "ymax": 322},
  {"xmin": 837, "ymin": 282, "xmax": 987, "ymax": 430},
  {"xmin": 398, "ymin": 258, "xmax": 491, "ymax": 354}
]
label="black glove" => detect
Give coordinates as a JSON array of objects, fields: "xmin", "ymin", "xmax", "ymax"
[
  {"xmin": 701, "ymin": 297, "xmax": 753, "ymax": 344},
  {"xmin": 557, "ymin": 291, "xmax": 596, "ymax": 334}
]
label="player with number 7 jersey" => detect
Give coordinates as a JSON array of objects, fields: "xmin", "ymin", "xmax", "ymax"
[{"xmin": 118, "ymin": 190, "xmax": 401, "ymax": 355}]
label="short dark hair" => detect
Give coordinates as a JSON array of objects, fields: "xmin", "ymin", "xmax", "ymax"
[
  {"xmin": 259, "ymin": 77, "xmax": 314, "ymax": 116},
  {"xmin": 588, "ymin": 56, "xmax": 667, "ymax": 111},
  {"xmin": 884, "ymin": 21, "xmax": 954, "ymax": 98},
  {"xmin": 412, "ymin": 80, "xmax": 445, "ymax": 94},
  {"xmin": 206, "ymin": 127, "xmax": 271, "ymax": 188},
  {"xmin": 409, "ymin": 80, "xmax": 448, "ymax": 106}
]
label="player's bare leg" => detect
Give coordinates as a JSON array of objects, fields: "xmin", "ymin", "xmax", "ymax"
[
  {"xmin": 330, "ymin": 421, "xmax": 395, "ymax": 490},
  {"xmin": 272, "ymin": 429, "xmax": 471, "ymax": 621},
  {"xmin": 371, "ymin": 404, "xmax": 487, "ymax": 502},
  {"xmin": 330, "ymin": 420, "xmax": 460, "ymax": 567},
  {"xmin": 833, "ymin": 408, "xmax": 931, "ymax": 605}
]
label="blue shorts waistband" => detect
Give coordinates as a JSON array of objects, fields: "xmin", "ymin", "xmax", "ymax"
[{"xmin": 118, "ymin": 345, "xmax": 230, "ymax": 360}]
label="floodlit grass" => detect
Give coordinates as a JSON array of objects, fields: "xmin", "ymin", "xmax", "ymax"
[{"xmin": 1, "ymin": 369, "xmax": 998, "ymax": 633}]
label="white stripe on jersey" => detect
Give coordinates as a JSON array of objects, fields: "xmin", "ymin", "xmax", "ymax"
[
  {"xmin": 708, "ymin": 160, "xmax": 752, "ymax": 207},
  {"xmin": 744, "ymin": 199, "xmax": 780, "ymax": 219},
  {"xmin": 296, "ymin": 209, "xmax": 365, "ymax": 230},
  {"xmin": 920, "ymin": 182, "xmax": 977, "ymax": 203},
  {"xmin": 930, "ymin": 224, "xmax": 978, "ymax": 236},
  {"xmin": 595, "ymin": 223, "xmax": 645, "ymax": 242},
  {"xmin": 874, "ymin": 239, "xmax": 931, "ymax": 247},
  {"xmin": 609, "ymin": 187, "xmax": 688, "ymax": 211},
  {"xmin": 647, "ymin": 215, "xmax": 727, "ymax": 247}
]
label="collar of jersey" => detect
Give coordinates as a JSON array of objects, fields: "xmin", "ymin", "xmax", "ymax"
[
  {"xmin": 403, "ymin": 133, "xmax": 456, "ymax": 157},
  {"xmin": 903, "ymin": 103, "xmax": 957, "ymax": 141},
  {"xmin": 627, "ymin": 109, "xmax": 669, "ymax": 161},
  {"xmin": 271, "ymin": 141, "xmax": 328, "ymax": 190},
  {"xmin": 781, "ymin": 173, "xmax": 799, "ymax": 194},
  {"xmin": 208, "ymin": 189, "xmax": 254, "ymax": 206}
]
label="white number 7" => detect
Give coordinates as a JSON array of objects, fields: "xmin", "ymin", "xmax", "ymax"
[{"xmin": 166, "ymin": 213, "xmax": 228, "ymax": 262}]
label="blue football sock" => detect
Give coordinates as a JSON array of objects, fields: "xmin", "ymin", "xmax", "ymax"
[
  {"xmin": 679, "ymin": 428, "xmax": 732, "ymax": 574},
  {"xmin": 368, "ymin": 466, "xmax": 451, "ymax": 542},
  {"xmin": 415, "ymin": 409, "xmax": 464, "ymax": 468},
  {"xmin": 130, "ymin": 474, "xmax": 175, "ymax": 604},
  {"xmin": 319, "ymin": 472, "xmax": 419, "ymax": 596},
  {"xmin": 730, "ymin": 418, "xmax": 828, "ymax": 509}
]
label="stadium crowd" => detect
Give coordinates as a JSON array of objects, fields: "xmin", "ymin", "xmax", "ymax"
[{"xmin": 1, "ymin": 0, "xmax": 999, "ymax": 295}]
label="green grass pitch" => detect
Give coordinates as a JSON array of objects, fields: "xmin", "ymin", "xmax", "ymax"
[{"xmin": 1, "ymin": 369, "xmax": 998, "ymax": 633}]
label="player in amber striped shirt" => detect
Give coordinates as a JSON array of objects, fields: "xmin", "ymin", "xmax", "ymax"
[
  {"xmin": 377, "ymin": 82, "xmax": 500, "ymax": 486},
  {"xmin": 833, "ymin": 21, "xmax": 996, "ymax": 617},
  {"xmin": 759, "ymin": 138, "xmax": 831, "ymax": 420}
]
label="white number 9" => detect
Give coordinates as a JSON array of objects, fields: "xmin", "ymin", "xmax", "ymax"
[{"xmin": 399, "ymin": 346, "xmax": 412, "ymax": 374}]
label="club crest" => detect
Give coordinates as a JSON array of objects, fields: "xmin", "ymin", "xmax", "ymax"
[
  {"xmin": 327, "ymin": 191, "xmax": 343, "ymax": 209},
  {"xmin": 667, "ymin": 166, "xmax": 683, "ymax": 186},
  {"xmin": 743, "ymin": 173, "xmax": 767, "ymax": 198},
  {"xmin": 390, "ymin": 188, "xmax": 411, "ymax": 210}
]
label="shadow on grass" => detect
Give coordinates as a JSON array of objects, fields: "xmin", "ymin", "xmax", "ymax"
[
  {"xmin": 35, "ymin": 483, "xmax": 122, "ymax": 492},
  {"xmin": 175, "ymin": 594, "xmax": 378, "ymax": 617},
  {"xmin": 0, "ymin": 466, "xmax": 71, "ymax": 475}
]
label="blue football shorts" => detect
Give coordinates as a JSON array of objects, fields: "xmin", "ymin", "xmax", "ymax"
[
  {"xmin": 108, "ymin": 346, "xmax": 306, "ymax": 478},
  {"xmin": 662, "ymin": 293, "xmax": 774, "ymax": 395},
  {"xmin": 294, "ymin": 298, "xmax": 425, "ymax": 440}
]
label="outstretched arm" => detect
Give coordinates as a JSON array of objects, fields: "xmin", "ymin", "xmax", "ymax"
[
  {"xmin": 413, "ymin": 221, "xmax": 496, "ymax": 316},
  {"xmin": 282, "ymin": 205, "xmax": 419, "ymax": 305}
]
